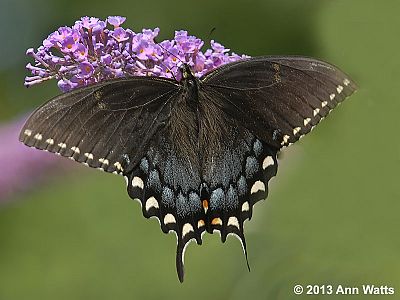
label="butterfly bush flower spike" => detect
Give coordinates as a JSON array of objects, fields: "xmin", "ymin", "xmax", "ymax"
[{"xmin": 25, "ymin": 16, "xmax": 250, "ymax": 92}]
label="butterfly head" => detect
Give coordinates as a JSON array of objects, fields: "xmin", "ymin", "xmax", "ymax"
[{"xmin": 180, "ymin": 64, "xmax": 195, "ymax": 80}]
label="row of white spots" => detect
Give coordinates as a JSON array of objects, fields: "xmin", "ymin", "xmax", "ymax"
[
  {"xmin": 23, "ymin": 130, "xmax": 124, "ymax": 173},
  {"xmin": 181, "ymin": 216, "xmax": 241, "ymax": 238},
  {"xmin": 131, "ymin": 175, "xmax": 247, "ymax": 238},
  {"xmin": 159, "ymin": 209, "xmax": 242, "ymax": 235},
  {"xmin": 338, "ymin": 77, "xmax": 350, "ymax": 93},
  {"xmin": 132, "ymin": 173, "xmax": 265, "ymax": 207},
  {"xmin": 280, "ymin": 78, "xmax": 350, "ymax": 147}
]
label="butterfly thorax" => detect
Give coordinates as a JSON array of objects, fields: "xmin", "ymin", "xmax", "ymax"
[
  {"xmin": 166, "ymin": 65, "xmax": 228, "ymax": 168},
  {"xmin": 180, "ymin": 64, "xmax": 200, "ymax": 107},
  {"xmin": 166, "ymin": 65, "xmax": 202, "ymax": 166}
]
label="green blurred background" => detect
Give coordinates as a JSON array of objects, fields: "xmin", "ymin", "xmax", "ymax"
[{"xmin": 1, "ymin": 0, "xmax": 399, "ymax": 299}]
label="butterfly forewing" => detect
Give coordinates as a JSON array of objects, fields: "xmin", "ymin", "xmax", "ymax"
[
  {"xmin": 20, "ymin": 77, "xmax": 179, "ymax": 174},
  {"xmin": 201, "ymin": 56, "xmax": 357, "ymax": 147}
]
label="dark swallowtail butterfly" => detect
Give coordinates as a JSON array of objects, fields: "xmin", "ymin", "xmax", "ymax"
[{"xmin": 19, "ymin": 56, "xmax": 357, "ymax": 282}]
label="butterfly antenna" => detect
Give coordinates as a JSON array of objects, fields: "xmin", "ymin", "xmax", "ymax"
[
  {"xmin": 157, "ymin": 42, "xmax": 186, "ymax": 80},
  {"xmin": 158, "ymin": 60, "xmax": 178, "ymax": 81},
  {"xmin": 158, "ymin": 42, "xmax": 184, "ymax": 65},
  {"xmin": 208, "ymin": 27, "xmax": 217, "ymax": 40}
]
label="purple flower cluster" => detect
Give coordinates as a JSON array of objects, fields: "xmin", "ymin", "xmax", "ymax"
[{"xmin": 25, "ymin": 16, "xmax": 249, "ymax": 92}]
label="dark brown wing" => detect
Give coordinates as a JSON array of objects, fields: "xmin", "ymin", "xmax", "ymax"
[
  {"xmin": 20, "ymin": 77, "xmax": 180, "ymax": 174},
  {"xmin": 201, "ymin": 56, "xmax": 357, "ymax": 148}
]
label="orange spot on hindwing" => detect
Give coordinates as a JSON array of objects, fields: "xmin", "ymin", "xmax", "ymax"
[
  {"xmin": 211, "ymin": 218, "xmax": 222, "ymax": 226},
  {"xmin": 202, "ymin": 199, "xmax": 209, "ymax": 213}
]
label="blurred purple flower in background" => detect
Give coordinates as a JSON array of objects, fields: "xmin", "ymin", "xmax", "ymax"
[
  {"xmin": 0, "ymin": 117, "xmax": 72, "ymax": 204},
  {"xmin": 25, "ymin": 16, "xmax": 250, "ymax": 91}
]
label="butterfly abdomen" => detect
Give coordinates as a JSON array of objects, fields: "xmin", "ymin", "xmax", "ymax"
[
  {"xmin": 167, "ymin": 71, "xmax": 230, "ymax": 169},
  {"xmin": 167, "ymin": 90, "xmax": 200, "ymax": 165}
]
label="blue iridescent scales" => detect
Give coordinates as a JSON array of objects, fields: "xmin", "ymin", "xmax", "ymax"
[
  {"xmin": 20, "ymin": 17, "xmax": 357, "ymax": 282},
  {"xmin": 125, "ymin": 133, "xmax": 278, "ymax": 281}
]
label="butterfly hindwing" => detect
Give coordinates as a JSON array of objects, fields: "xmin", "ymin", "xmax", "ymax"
[
  {"xmin": 124, "ymin": 105, "xmax": 278, "ymax": 281},
  {"xmin": 20, "ymin": 77, "xmax": 179, "ymax": 174}
]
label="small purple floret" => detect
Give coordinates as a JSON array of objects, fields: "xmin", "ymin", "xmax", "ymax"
[
  {"xmin": 78, "ymin": 62, "xmax": 94, "ymax": 77},
  {"xmin": 112, "ymin": 27, "xmax": 129, "ymax": 42},
  {"xmin": 107, "ymin": 16, "xmax": 126, "ymax": 28},
  {"xmin": 25, "ymin": 16, "xmax": 250, "ymax": 92}
]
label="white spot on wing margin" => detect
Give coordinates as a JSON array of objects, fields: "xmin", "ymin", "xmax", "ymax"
[
  {"xmin": 262, "ymin": 156, "xmax": 274, "ymax": 169},
  {"xmin": 132, "ymin": 176, "xmax": 144, "ymax": 189},
  {"xmin": 182, "ymin": 223, "xmax": 194, "ymax": 238},
  {"xmin": 71, "ymin": 146, "xmax": 80, "ymax": 154},
  {"xmin": 164, "ymin": 214, "xmax": 176, "ymax": 225},
  {"xmin": 227, "ymin": 216, "xmax": 240, "ymax": 229},
  {"xmin": 84, "ymin": 152, "xmax": 94, "ymax": 160},
  {"xmin": 34, "ymin": 133, "xmax": 42, "ymax": 140},
  {"xmin": 250, "ymin": 181, "xmax": 266, "ymax": 194},
  {"xmin": 145, "ymin": 196, "xmax": 159, "ymax": 211}
]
